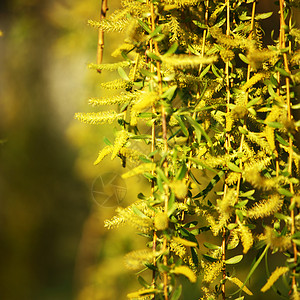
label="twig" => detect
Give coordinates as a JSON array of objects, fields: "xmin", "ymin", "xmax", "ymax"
[{"xmin": 96, "ymin": 0, "xmax": 108, "ymax": 73}]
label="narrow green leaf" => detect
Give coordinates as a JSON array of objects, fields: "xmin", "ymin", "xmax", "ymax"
[
  {"xmin": 175, "ymin": 115, "xmax": 189, "ymax": 137},
  {"xmin": 165, "ymin": 42, "xmax": 178, "ymax": 56},
  {"xmin": 193, "ymin": 20, "xmax": 208, "ymax": 29},
  {"xmin": 211, "ymin": 64, "xmax": 221, "ymax": 78},
  {"xmin": 146, "ymin": 51, "xmax": 162, "ymax": 62},
  {"xmin": 230, "ymin": 246, "xmax": 269, "ymax": 296},
  {"xmin": 275, "ymin": 67, "xmax": 290, "ymax": 77},
  {"xmin": 199, "ymin": 64, "xmax": 211, "ymax": 79},
  {"xmin": 171, "ymin": 285, "xmax": 182, "ymax": 300},
  {"xmin": 225, "ymin": 255, "xmax": 243, "ymax": 265},
  {"xmin": 140, "ymin": 68, "xmax": 155, "ymax": 78},
  {"xmin": 149, "ymin": 24, "xmax": 163, "ymax": 38},
  {"xmin": 186, "ymin": 116, "xmax": 213, "ymax": 148},
  {"xmin": 202, "ymin": 254, "xmax": 219, "ymax": 262},
  {"xmin": 118, "ymin": 67, "xmax": 130, "ymax": 81},
  {"xmin": 246, "ymin": 97, "xmax": 261, "ymax": 108},
  {"xmin": 132, "ymin": 205, "xmax": 148, "ymax": 219},
  {"xmin": 266, "ymin": 121, "xmax": 283, "ymax": 128},
  {"xmin": 240, "ymin": 190, "xmax": 255, "ymax": 198},
  {"xmin": 275, "ymin": 133, "xmax": 289, "ymax": 146},
  {"xmin": 203, "ymin": 242, "xmax": 220, "ymax": 250},
  {"xmin": 168, "ymin": 192, "xmax": 176, "ymax": 217},
  {"xmin": 138, "ymin": 276, "xmax": 149, "ymax": 288},
  {"xmin": 278, "ymin": 188, "xmax": 293, "ymax": 197},
  {"xmin": 239, "ymin": 53, "xmax": 250, "ymax": 64},
  {"xmin": 138, "ymin": 19, "xmax": 152, "ymax": 33},
  {"xmin": 227, "ymin": 162, "xmax": 242, "ymax": 173},
  {"xmin": 235, "ymin": 200, "xmax": 248, "ymax": 208},
  {"xmin": 103, "ymin": 137, "xmax": 112, "ymax": 145},
  {"xmin": 161, "ymin": 85, "xmax": 177, "ymax": 100},
  {"xmin": 176, "ymin": 163, "xmax": 188, "ymax": 180},
  {"xmin": 255, "ymin": 12, "xmax": 273, "ymax": 20}
]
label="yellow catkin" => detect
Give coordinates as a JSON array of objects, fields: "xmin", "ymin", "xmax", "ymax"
[
  {"xmin": 261, "ymin": 267, "xmax": 289, "ymax": 292},
  {"xmin": 247, "ymin": 195, "xmax": 283, "ymax": 219},
  {"xmin": 122, "ymin": 163, "xmax": 156, "ymax": 179},
  {"xmin": 217, "ymin": 188, "xmax": 237, "ymax": 213},
  {"xmin": 154, "ymin": 212, "xmax": 169, "ymax": 230},
  {"xmin": 124, "ymin": 250, "xmax": 156, "ymax": 270},
  {"xmin": 127, "ymin": 288, "xmax": 156, "ymax": 299},
  {"xmin": 169, "ymin": 240, "xmax": 187, "ymax": 258},
  {"xmin": 237, "ymin": 220, "xmax": 253, "ymax": 254},
  {"xmin": 264, "ymin": 227, "xmax": 292, "ymax": 251},
  {"xmin": 111, "ymin": 130, "xmax": 129, "ymax": 160},
  {"xmin": 94, "ymin": 145, "xmax": 114, "ymax": 165},
  {"xmin": 172, "ymin": 266, "xmax": 197, "ymax": 283},
  {"xmin": 203, "ymin": 261, "xmax": 223, "ymax": 283},
  {"xmin": 241, "ymin": 72, "xmax": 266, "ymax": 91},
  {"xmin": 74, "ymin": 111, "xmax": 120, "ymax": 125},
  {"xmin": 171, "ymin": 180, "xmax": 188, "ymax": 199},
  {"xmin": 227, "ymin": 277, "xmax": 253, "ymax": 295},
  {"xmin": 172, "ymin": 236, "xmax": 197, "ymax": 248}
]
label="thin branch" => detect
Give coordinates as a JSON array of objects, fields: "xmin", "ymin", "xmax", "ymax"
[{"xmin": 96, "ymin": 0, "xmax": 108, "ymax": 73}]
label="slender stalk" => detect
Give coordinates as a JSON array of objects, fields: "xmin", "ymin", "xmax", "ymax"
[
  {"xmin": 149, "ymin": 2, "xmax": 168, "ymax": 298},
  {"xmin": 96, "ymin": 0, "xmax": 108, "ymax": 73},
  {"xmin": 278, "ymin": 0, "xmax": 297, "ymax": 292},
  {"xmin": 221, "ymin": 2, "xmax": 231, "ymax": 298}
]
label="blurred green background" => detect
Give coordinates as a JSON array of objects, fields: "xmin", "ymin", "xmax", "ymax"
[
  {"xmin": 0, "ymin": 1, "xmax": 299, "ymax": 300},
  {"xmin": 0, "ymin": 0, "xmax": 147, "ymax": 299}
]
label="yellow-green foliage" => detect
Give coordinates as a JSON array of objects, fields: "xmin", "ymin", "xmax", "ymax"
[{"xmin": 76, "ymin": 0, "xmax": 300, "ymax": 298}]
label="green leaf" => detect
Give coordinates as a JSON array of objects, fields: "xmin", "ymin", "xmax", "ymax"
[
  {"xmin": 240, "ymin": 190, "xmax": 255, "ymax": 198},
  {"xmin": 176, "ymin": 163, "xmax": 187, "ymax": 180},
  {"xmin": 203, "ymin": 242, "xmax": 220, "ymax": 250},
  {"xmin": 193, "ymin": 20, "xmax": 208, "ymax": 29},
  {"xmin": 202, "ymin": 254, "xmax": 219, "ymax": 262},
  {"xmin": 146, "ymin": 51, "xmax": 162, "ymax": 62},
  {"xmin": 255, "ymin": 12, "xmax": 273, "ymax": 20},
  {"xmin": 230, "ymin": 246, "xmax": 269, "ymax": 296},
  {"xmin": 168, "ymin": 192, "xmax": 176, "ymax": 217},
  {"xmin": 165, "ymin": 42, "xmax": 178, "ymax": 56},
  {"xmin": 132, "ymin": 205, "xmax": 148, "ymax": 219},
  {"xmin": 161, "ymin": 85, "xmax": 177, "ymax": 100},
  {"xmin": 140, "ymin": 68, "xmax": 155, "ymax": 78},
  {"xmin": 292, "ymin": 239, "xmax": 300, "ymax": 246},
  {"xmin": 225, "ymin": 255, "xmax": 243, "ymax": 265},
  {"xmin": 156, "ymin": 167, "xmax": 170, "ymax": 184},
  {"xmin": 236, "ymin": 209, "xmax": 244, "ymax": 222},
  {"xmin": 275, "ymin": 133, "xmax": 289, "ymax": 146},
  {"xmin": 239, "ymin": 53, "xmax": 250, "ymax": 64},
  {"xmin": 171, "ymin": 285, "xmax": 182, "ymax": 300},
  {"xmin": 149, "ymin": 24, "xmax": 163, "ymax": 38},
  {"xmin": 103, "ymin": 137, "xmax": 112, "ymax": 145},
  {"xmin": 138, "ymin": 19, "xmax": 152, "ymax": 33},
  {"xmin": 292, "ymin": 103, "xmax": 300, "ymax": 110},
  {"xmin": 211, "ymin": 64, "xmax": 221, "ymax": 78},
  {"xmin": 175, "ymin": 115, "xmax": 189, "ymax": 137},
  {"xmin": 227, "ymin": 223, "xmax": 238, "ymax": 230},
  {"xmin": 117, "ymin": 67, "xmax": 129, "ymax": 81},
  {"xmin": 235, "ymin": 200, "xmax": 248, "ymax": 208},
  {"xmin": 194, "ymin": 170, "xmax": 225, "ymax": 199},
  {"xmin": 266, "ymin": 121, "xmax": 283, "ymax": 128},
  {"xmin": 185, "ymin": 116, "xmax": 213, "ymax": 148},
  {"xmin": 199, "ymin": 64, "xmax": 211, "ymax": 79},
  {"xmin": 278, "ymin": 188, "xmax": 293, "ymax": 197},
  {"xmin": 246, "ymin": 97, "xmax": 261, "ymax": 108},
  {"xmin": 138, "ymin": 276, "xmax": 149, "ymax": 288},
  {"xmin": 227, "ymin": 162, "xmax": 242, "ymax": 173},
  {"xmin": 275, "ymin": 67, "xmax": 290, "ymax": 77}
]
